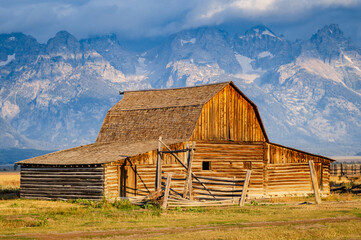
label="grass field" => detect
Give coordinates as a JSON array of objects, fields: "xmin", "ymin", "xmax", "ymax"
[{"xmin": 1, "ymin": 172, "xmax": 361, "ymax": 239}]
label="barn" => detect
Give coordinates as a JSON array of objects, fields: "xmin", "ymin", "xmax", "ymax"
[{"xmin": 17, "ymin": 81, "xmax": 334, "ymax": 202}]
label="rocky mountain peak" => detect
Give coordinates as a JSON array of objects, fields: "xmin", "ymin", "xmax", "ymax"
[
  {"xmin": 308, "ymin": 24, "xmax": 352, "ymax": 59},
  {"xmin": 242, "ymin": 25, "xmax": 282, "ymax": 40},
  {"xmin": 46, "ymin": 30, "xmax": 80, "ymax": 54}
]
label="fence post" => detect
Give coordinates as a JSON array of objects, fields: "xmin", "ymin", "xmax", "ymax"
[
  {"xmin": 309, "ymin": 160, "xmax": 321, "ymax": 204},
  {"xmin": 232, "ymin": 176, "xmax": 236, "ymax": 204},
  {"xmin": 239, "ymin": 170, "xmax": 251, "ymax": 206},
  {"xmin": 162, "ymin": 173, "xmax": 173, "ymax": 209},
  {"xmin": 156, "ymin": 136, "xmax": 163, "ymax": 192}
]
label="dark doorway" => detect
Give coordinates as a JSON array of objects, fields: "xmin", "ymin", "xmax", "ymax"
[{"xmin": 119, "ymin": 164, "xmax": 137, "ymax": 197}]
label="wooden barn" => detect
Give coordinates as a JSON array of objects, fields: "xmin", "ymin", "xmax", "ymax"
[{"xmin": 17, "ymin": 81, "xmax": 334, "ymax": 203}]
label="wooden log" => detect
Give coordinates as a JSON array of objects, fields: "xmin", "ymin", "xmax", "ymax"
[
  {"xmin": 156, "ymin": 136, "xmax": 162, "ymax": 191},
  {"xmin": 239, "ymin": 170, "xmax": 251, "ymax": 206},
  {"xmin": 194, "ymin": 175, "xmax": 245, "ymax": 183},
  {"xmin": 162, "ymin": 173, "xmax": 173, "ymax": 209},
  {"xmin": 309, "ymin": 160, "xmax": 321, "ymax": 204}
]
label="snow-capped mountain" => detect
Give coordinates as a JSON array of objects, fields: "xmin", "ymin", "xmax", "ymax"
[{"xmin": 0, "ymin": 24, "xmax": 360, "ymax": 159}]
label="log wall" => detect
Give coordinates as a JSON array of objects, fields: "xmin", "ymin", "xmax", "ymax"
[
  {"xmin": 263, "ymin": 143, "xmax": 331, "ymax": 196},
  {"xmin": 265, "ymin": 143, "xmax": 330, "ymax": 164},
  {"xmin": 20, "ymin": 165, "xmax": 104, "ymax": 200},
  {"xmin": 191, "ymin": 84, "xmax": 266, "ymax": 142},
  {"xmin": 191, "ymin": 141, "xmax": 265, "ymax": 198},
  {"xmin": 102, "ymin": 141, "xmax": 333, "ymax": 200},
  {"xmin": 104, "ymin": 164, "xmax": 119, "ymax": 200},
  {"xmin": 127, "ymin": 141, "xmax": 266, "ymax": 199},
  {"xmin": 265, "ymin": 163, "xmax": 313, "ymax": 196}
]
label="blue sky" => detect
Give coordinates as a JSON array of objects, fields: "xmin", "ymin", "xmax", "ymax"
[{"xmin": 0, "ymin": 0, "xmax": 361, "ymax": 45}]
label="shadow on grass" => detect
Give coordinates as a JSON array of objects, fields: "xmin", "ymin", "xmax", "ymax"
[{"xmin": 0, "ymin": 188, "xmax": 20, "ymax": 200}]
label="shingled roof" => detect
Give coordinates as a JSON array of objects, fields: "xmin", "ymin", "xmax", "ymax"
[{"xmin": 17, "ymin": 139, "xmax": 183, "ymax": 165}]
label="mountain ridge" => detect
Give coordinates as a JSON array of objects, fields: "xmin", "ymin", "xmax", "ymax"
[{"xmin": 0, "ymin": 23, "xmax": 360, "ymax": 163}]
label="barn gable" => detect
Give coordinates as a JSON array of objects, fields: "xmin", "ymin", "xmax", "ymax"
[{"xmin": 191, "ymin": 82, "xmax": 268, "ymax": 142}]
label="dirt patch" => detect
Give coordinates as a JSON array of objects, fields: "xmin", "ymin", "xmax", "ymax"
[{"xmin": 6, "ymin": 216, "xmax": 360, "ymax": 240}]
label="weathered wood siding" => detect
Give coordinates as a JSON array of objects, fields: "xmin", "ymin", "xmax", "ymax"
[
  {"xmin": 264, "ymin": 143, "xmax": 330, "ymax": 196},
  {"xmin": 20, "ymin": 165, "xmax": 104, "ymax": 200},
  {"xmin": 129, "ymin": 141, "xmax": 265, "ymax": 199},
  {"xmin": 192, "ymin": 141, "xmax": 264, "ymax": 198},
  {"xmin": 265, "ymin": 143, "xmax": 330, "ymax": 164},
  {"xmin": 104, "ymin": 164, "xmax": 119, "ymax": 200},
  {"xmin": 103, "ymin": 141, "xmax": 332, "ymax": 200},
  {"xmin": 265, "ymin": 163, "xmax": 313, "ymax": 196},
  {"xmin": 191, "ymin": 84, "xmax": 266, "ymax": 142}
]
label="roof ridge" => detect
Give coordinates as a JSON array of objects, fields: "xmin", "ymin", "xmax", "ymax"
[
  {"xmin": 112, "ymin": 103, "xmax": 204, "ymax": 111},
  {"xmin": 120, "ymin": 81, "xmax": 230, "ymax": 94}
]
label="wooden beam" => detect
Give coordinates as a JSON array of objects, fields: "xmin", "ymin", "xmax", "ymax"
[
  {"xmin": 183, "ymin": 142, "xmax": 195, "ymax": 200},
  {"xmin": 183, "ymin": 144, "xmax": 190, "ymax": 199},
  {"xmin": 239, "ymin": 170, "xmax": 251, "ymax": 206},
  {"xmin": 162, "ymin": 173, "xmax": 173, "ymax": 209},
  {"xmin": 156, "ymin": 136, "xmax": 162, "ymax": 192},
  {"xmin": 309, "ymin": 160, "xmax": 321, "ymax": 204},
  {"xmin": 232, "ymin": 176, "xmax": 236, "ymax": 204}
]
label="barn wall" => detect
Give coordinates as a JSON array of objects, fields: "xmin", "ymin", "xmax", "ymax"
[
  {"xmin": 265, "ymin": 163, "xmax": 313, "ymax": 196},
  {"xmin": 192, "ymin": 141, "xmax": 265, "ymax": 198},
  {"xmin": 191, "ymin": 84, "xmax": 266, "ymax": 142},
  {"xmin": 264, "ymin": 143, "xmax": 331, "ymax": 196},
  {"xmin": 131, "ymin": 141, "xmax": 265, "ymax": 199},
  {"xmin": 104, "ymin": 164, "xmax": 119, "ymax": 200},
  {"xmin": 20, "ymin": 165, "xmax": 104, "ymax": 200}
]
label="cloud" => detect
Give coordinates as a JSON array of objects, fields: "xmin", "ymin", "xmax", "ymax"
[{"xmin": 0, "ymin": 0, "xmax": 360, "ymax": 43}]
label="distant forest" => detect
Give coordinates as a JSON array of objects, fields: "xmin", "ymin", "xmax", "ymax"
[{"xmin": 0, "ymin": 148, "xmax": 54, "ymax": 165}]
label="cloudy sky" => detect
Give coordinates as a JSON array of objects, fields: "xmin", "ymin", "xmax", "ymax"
[{"xmin": 0, "ymin": 0, "xmax": 361, "ymax": 45}]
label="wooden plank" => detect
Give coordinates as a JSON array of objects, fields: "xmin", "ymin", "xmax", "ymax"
[
  {"xmin": 156, "ymin": 136, "xmax": 162, "ymax": 191},
  {"xmin": 239, "ymin": 170, "xmax": 251, "ymax": 206},
  {"xmin": 183, "ymin": 142, "xmax": 195, "ymax": 200},
  {"xmin": 309, "ymin": 160, "xmax": 321, "ymax": 204},
  {"xmin": 162, "ymin": 173, "xmax": 173, "ymax": 209}
]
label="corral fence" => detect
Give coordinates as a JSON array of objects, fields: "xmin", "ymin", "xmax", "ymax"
[
  {"xmin": 160, "ymin": 171, "xmax": 251, "ymax": 208},
  {"xmin": 330, "ymin": 164, "xmax": 361, "ymax": 178}
]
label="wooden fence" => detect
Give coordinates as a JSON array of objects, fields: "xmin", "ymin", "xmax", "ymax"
[
  {"xmin": 330, "ymin": 164, "xmax": 361, "ymax": 178},
  {"xmin": 161, "ymin": 170, "xmax": 251, "ymax": 208}
]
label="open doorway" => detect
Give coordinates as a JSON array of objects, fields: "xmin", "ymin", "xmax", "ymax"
[{"xmin": 119, "ymin": 163, "xmax": 137, "ymax": 197}]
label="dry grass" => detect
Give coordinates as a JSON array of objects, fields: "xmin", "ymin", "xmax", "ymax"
[
  {"xmin": 0, "ymin": 171, "xmax": 20, "ymax": 200},
  {"xmin": 0, "ymin": 171, "xmax": 20, "ymax": 188},
  {"xmin": 1, "ymin": 172, "xmax": 360, "ymax": 239},
  {"xmin": 0, "ymin": 197, "xmax": 361, "ymax": 239},
  {"xmin": 330, "ymin": 176, "xmax": 361, "ymax": 184}
]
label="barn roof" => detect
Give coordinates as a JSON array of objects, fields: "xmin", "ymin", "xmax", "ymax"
[{"xmin": 17, "ymin": 139, "xmax": 183, "ymax": 165}]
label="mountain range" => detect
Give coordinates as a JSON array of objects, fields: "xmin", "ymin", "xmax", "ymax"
[{"xmin": 0, "ymin": 23, "xmax": 360, "ymax": 163}]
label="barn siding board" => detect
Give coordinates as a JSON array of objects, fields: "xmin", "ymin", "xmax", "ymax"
[
  {"xmin": 190, "ymin": 85, "xmax": 266, "ymax": 142},
  {"xmin": 20, "ymin": 166, "xmax": 104, "ymax": 200}
]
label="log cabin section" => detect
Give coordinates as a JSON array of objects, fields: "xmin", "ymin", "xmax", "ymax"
[{"xmin": 17, "ymin": 81, "xmax": 334, "ymax": 201}]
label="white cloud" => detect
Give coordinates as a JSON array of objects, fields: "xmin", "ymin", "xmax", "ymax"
[{"xmin": 0, "ymin": 0, "xmax": 360, "ymax": 41}]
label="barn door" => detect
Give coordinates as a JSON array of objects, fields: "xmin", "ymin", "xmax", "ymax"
[
  {"xmin": 119, "ymin": 164, "xmax": 137, "ymax": 197},
  {"xmin": 314, "ymin": 163, "xmax": 323, "ymax": 190}
]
